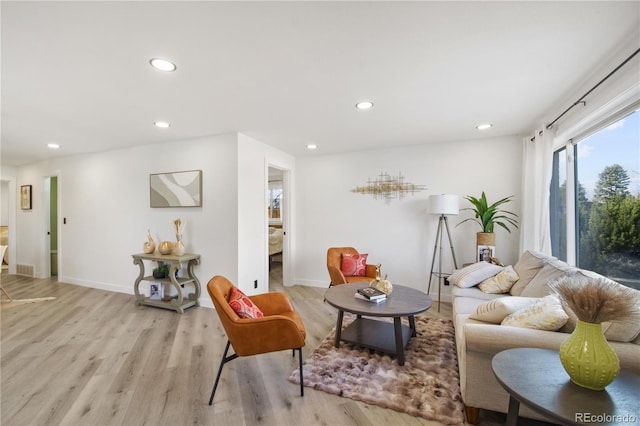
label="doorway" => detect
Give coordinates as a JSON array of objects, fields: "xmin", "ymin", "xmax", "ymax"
[
  {"xmin": 267, "ymin": 166, "xmax": 287, "ymax": 290},
  {"xmin": 44, "ymin": 176, "xmax": 59, "ymax": 278}
]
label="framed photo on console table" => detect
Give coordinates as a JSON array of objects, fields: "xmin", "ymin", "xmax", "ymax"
[
  {"xmin": 477, "ymin": 245, "xmax": 495, "ymax": 263},
  {"xmin": 20, "ymin": 185, "xmax": 32, "ymax": 210},
  {"xmin": 150, "ymin": 170, "xmax": 202, "ymax": 207}
]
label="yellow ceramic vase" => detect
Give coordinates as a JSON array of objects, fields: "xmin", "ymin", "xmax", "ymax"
[{"xmin": 559, "ymin": 320, "xmax": 619, "ymax": 391}]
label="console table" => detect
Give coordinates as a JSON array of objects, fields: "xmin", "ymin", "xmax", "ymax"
[{"xmin": 132, "ymin": 252, "xmax": 201, "ymax": 314}]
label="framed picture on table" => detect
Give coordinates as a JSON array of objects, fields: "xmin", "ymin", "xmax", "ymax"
[
  {"xmin": 477, "ymin": 245, "xmax": 495, "ymax": 263},
  {"xmin": 20, "ymin": 185, "xmax": 32, "ymax": 210}
]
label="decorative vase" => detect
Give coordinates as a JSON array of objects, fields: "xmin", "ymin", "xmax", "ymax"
[
  {"xmin": 173, "ymin": 234, "xmax": 185, "ymax": 256},
  {"xmin": 376, "ymin": 279, "xmax": 393, "ymax": 295},
  {"xmin": 143, "ymin": 229, "xmax": 156, "ymax": 254},
  {"xmin": 559, "ymin": 319, "xmax": 620, "ymax": 390},
  {"xmin": 158, "ymin": 241, "xmax": 173, "ymax": 255}
]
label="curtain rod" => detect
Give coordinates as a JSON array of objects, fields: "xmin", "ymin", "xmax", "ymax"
[{"xmin": 545, "ymin": 47, "xmax": 640, "ymax": 130}]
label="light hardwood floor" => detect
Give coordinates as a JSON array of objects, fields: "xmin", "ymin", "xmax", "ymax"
[{"xmin": 1, "ymin": 265, "xmax": 551, "ymax": 426}]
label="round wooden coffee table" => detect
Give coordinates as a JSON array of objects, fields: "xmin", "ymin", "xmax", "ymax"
[
  {"xmin": 324, "ymin": 282, "xmax": 432, "ymax": 366},
  {"xmin": 492, "ymin": 348, "xmax": 640, "ymax": 426}
]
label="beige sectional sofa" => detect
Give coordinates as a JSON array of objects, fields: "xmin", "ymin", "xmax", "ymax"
[{"xmin": 451, "ymin": 250, "xmax": 640, "ymax": 424}]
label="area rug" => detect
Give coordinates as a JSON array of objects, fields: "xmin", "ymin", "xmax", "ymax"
[{"xmin": 288, "ymin": 315, "xmax": 464, "ymax": 425}]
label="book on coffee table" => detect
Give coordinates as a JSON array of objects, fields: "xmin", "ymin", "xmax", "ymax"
[
  {"xmin": 355, "ymin": 292, "xmax": 386, "ymax": 303},
  {"xmin": 357, "ymin": 287, "xmax": 387, "ymax": 300}
]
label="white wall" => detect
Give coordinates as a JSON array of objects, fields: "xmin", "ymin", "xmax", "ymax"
[
  {"xmin": 15, "ymin": 134, "xmax": 239, "ymax": 308},
  {"xmin": 11, "ymin": 132, "xmax": 296, "ymax": 307},
  {"xmin": 294, "ymin": 136, "xmax": 522, "ymax": 301},
  {"xmin": 237, "ymin": 133, "xmax": 295, "ymax": 293}
]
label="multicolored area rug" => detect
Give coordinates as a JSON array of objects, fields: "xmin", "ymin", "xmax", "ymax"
[{"xmin": 289, "ymin": 316, "xmax": 464, "ymax": 425}]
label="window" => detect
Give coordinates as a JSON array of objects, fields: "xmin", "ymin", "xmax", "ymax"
[{"xmin": 550, "ymin": 110, "xmax": 640, "ymax": 289}]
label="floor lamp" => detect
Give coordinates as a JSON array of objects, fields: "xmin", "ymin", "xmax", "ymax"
[{"xmin": 427, "ymin": 194, "xmax": 459, "ymax": 311}]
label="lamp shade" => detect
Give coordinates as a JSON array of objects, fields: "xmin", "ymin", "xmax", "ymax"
[{"xmin": 429, "ymin": 194, "xmax": 459, "ymax": 215}]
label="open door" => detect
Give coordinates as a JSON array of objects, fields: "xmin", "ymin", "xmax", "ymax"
[
  {"xmin": 267, "ymin": 166, "xmax": 288, "ymax": 290},
  {"xmin": 43, "ymin": 175, "xmax": 59, "ymax": 279}
]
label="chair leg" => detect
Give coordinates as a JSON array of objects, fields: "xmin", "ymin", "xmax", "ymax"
[
  {"xmin": 209, "ymin": 340, "xmax": 238, "ymax": 405},
  {"xmin": 1, "ymin": 284, "xmax": 13, "ymax": 301},
  {"xmin": 297, "ymin": 347, "xmax": 304, "ymax": 397}
]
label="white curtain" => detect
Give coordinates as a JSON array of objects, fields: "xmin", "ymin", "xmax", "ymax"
[{"xmin": 519, "ymin": 127, "xmax": 554, "ymax": 254}]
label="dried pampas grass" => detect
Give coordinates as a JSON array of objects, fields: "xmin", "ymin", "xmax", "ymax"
[{"xmin": 550, "ymin": 276, "xmax": 640, "ymax": 324}]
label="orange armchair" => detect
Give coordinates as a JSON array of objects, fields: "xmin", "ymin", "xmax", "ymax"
[
  {"xmin": 326, "ymin": 247, "xmax": 377, "ymax": 286},
  {"xmin": 207, "ymin": 275, "xmax": 306, "ymax": 405}
]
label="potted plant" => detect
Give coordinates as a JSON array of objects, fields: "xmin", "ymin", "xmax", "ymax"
[
  {"xmin": 152, "ymin": 262, "xmax": 169, "ymax": 279},
  {"xmin": 458, "ymin": 192, "xmax": 518, "ymax": 261}
]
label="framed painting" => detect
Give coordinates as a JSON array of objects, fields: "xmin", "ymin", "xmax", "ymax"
[
  {"xmin": 150, "ymin": 170, "xmax": 202, "ymax": 207},
  {"xmin": 20, "ymin": 185, "xmax": 32, "ymax": 210}
]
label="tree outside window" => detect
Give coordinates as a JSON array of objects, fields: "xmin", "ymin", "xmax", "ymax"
[{"xmin": 551, "ymin": 110, "xmax": 639, "ymax": 289}]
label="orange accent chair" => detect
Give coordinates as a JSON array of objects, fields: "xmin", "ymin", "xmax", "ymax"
[
  {"xmin": 326, "ymin": 247, "xmax": 377, "ymax": 287},
  {"xmin": 207, "ymin": 275, "xmax": 306, "ymax": 405}
]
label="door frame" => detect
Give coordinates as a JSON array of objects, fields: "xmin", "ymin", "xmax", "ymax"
[{"xmin": 267, "ymin": 164, "xmax": 291, "ymax": 286}]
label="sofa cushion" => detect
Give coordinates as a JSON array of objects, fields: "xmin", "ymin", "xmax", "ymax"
[
  {"xmin": 341, "ymin": 253, "xmax": 368, "ymax": 276},
  {"xmin": 478, "ymin": 265, "xmax": 519, "ymax": 294},
  {"xmin": 520, "ymin": 259, "xmax": 577, "ymax": 298},
  {"xmin": 501, "ymin": 295, "xmax": 569, "ymax": 331},
  {"xmin": 470, "ymin": 296, "xmax": 539, "ymax": 323},
  {"xmin": 453, "ymin": 296, "xmax": 488, "ymax": 315},
  {"xmin": 510, "ymin": 250, "xmax": 551, "ymax": 296},
  {"xmin": 452, "ymin": 286, "xmax": 506, "ymax": 300},
  {"xmin": 449, "ymin": 261, "xmax": 503, "ymax": 288}
]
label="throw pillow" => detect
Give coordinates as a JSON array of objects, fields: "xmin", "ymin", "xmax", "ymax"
[
  {"xmin": 470, "ymin": 296, "xmax": 539, "ymax": 323},
  {"xmin": 501, "ymin": 295, "xmax": 569, "ymax": 331},
  {"xmin": 520, "ymin": 259, "xmax": 577, "ymax": 298},
  {"xmin": 341, "ymin": 253, "xmax": 368, "ymax": 276},
  {"xmin": 228, "ymin": 286, "xmax": 264, "ymax": 319},
  {"xmin": 510, "ymin": 250, "xmax": 550, "ymax": 296},
  {"xmin": 478, "ymin": 265, "xmax": 519, "ymax": 293},
  {"xmin": 448, "ymin": 261, "xmax": 503, "ymax": 288}
]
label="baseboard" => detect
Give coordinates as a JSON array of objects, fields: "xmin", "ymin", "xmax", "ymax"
[
  {"xmin": 58, "ymin": 275, "xmax": 214, "ymax": 309},
  {"xmin": 293, "ymin": 279, "xmax": 329, "ymax": 288}
]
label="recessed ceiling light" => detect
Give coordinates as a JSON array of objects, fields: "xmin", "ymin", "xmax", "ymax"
[
  {"xmin": 306, "ymin": 144, "xmax": 318, "ymax": 150},
  {"xmin": 355, "ymin": 101, "xmax": 374, "ymax": 110},
  {"xmin": 47, "ymin": 143, "xmax": 60, "ymax": 149},
  {"xmin": 476, "ymin": 123, "xmax": 493, "ymax": 130},
  {"xmin": 154, "ymin": 121, "xmax": 171, "ymax": 128},
  {"xmin": 149, "ymin": 58, "xmax": 177, "ymax": 72}
]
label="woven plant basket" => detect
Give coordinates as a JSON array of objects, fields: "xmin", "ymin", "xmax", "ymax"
[{"xmin": 476, "ymin": 232, "xmax": 495, "ymax": 246}]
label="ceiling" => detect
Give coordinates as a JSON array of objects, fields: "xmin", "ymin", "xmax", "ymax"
[{"xmin": 2, "ymin": 1, "xmax": 639, "ymax": 167}]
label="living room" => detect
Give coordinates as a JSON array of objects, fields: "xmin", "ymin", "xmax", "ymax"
[{"xmin": 1, "ymin": 2, "xmax": 639, "ymax": 425}]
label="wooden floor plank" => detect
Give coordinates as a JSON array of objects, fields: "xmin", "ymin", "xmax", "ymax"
[{"xmin": 1, "ymin": 266, "xmax": 552, "ymax": 426}]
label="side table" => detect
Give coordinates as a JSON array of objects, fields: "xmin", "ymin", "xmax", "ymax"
[
  {"xmin": 132, "ymin": 252, "xmax": 201, "ymax": 314},
  {"xmin": 492, "ymin": 348, "xmax": 639, "ymax": 426}
]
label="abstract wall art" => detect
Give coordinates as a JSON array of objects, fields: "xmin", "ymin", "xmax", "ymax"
[{"xmin": 150, "ymin": 170, "xmax": 202, "ymax": 208}]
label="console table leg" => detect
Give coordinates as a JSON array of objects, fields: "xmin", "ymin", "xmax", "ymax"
[
  {"xmin": 133, "ymin": 258, "xmax": 145, "ymax": 304},
  {"xmin": 506, "ymin": 395, "xmax": 519, "ymax": 426}
]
